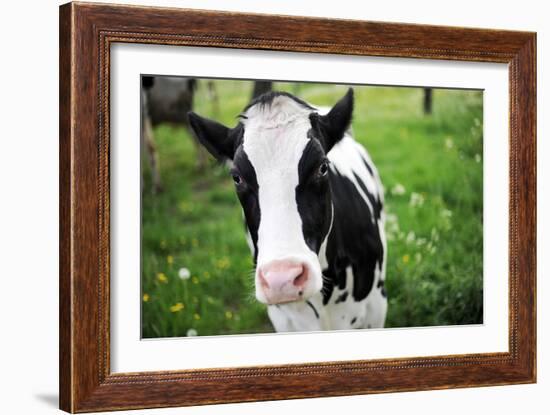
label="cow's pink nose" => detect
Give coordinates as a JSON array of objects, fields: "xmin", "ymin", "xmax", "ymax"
[{"xmin": 258, "ymin": 260, "xmax": 309, "ymax": 304}]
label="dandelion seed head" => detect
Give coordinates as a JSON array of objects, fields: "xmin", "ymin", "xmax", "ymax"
[
  {"xmin": 391, "ymin": 183, "xmax": 406, "ymax": 196},
  {"xmin": 409, "ymin": 192, "xmax": 425, "ymax": 208},
  {"xmin": 431, "ymin": 228, "xmax": 440, "ymax": 242},
  {"xmin": 386, "ymin": 213, "xmax": 398, "ymax": 224},
  {"xmin": 416, "ymin": 237, "xmax": 427, "ymax": 247},
  {"xmin": 178, "ymin": 267, "xmax": 191, "ymax": 280}
]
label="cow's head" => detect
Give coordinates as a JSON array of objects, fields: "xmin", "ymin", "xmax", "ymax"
[{"xmin": 188, "ymin": 88, "xmax": 353, "ymax": 305}]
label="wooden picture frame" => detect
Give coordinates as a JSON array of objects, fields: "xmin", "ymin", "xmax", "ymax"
[{"xmin": 59, "ymin": 2, "xmax": 536, "ymax": 412}]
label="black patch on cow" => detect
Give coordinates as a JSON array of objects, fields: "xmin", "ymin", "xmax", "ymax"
[
  {"xmin": 351, "ymin": 317, "xmax": 357, "ymax": 325},
  {"xmin": 296, "ymin": 139, "xmax": 332, "ymax": 254},
  {"xmin": 242, "ymin": 91, "xmax": 316, "ymax": 114},
  {"xmin": 377, "ymin": 279, "xmax": 387, "ymax": 298},
  {"xmin": 306, "ymin": 300, "xmax": 320, "ymax": 319},
  {"xmin": 321, "ymin": 167, "xmax": 384, "ymax": 302},
  {"xmin": 359, "ymin": 158, "xmax": 384, "ymax": 214},
  {"xmin": 352, "ymin": 262, "xmax": 376, "ymax": 304},
  {"xmin": 335, "ymin": 291, "xmax": 348, "ymax": 304},
  {"xmin": 362, "ymin": 157, "xmax": 375, "ymax": 177},
  {"xmin": 232, "ymin": 146, "xmax": 260, "ymax": 261},
  {"xmin": 321, "ymin": 253, "xmax": 351, "ymax": 305},
  {"xmin": 352, "ymin": 172, "xmax": 382, "ymax": 220}
]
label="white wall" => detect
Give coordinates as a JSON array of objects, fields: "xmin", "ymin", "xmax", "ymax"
[{"xmin": 0, "ymin": 0, "xmax": 546, "ymax": 413}]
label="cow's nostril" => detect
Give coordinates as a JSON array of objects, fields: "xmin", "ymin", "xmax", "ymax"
[
  {"xmin": 293, "ymin": 271, "xmax": 308, "ymax": 287},
  {"xmin": 259, "ymin": 271, "xmax": 270, "ymax": 289}
]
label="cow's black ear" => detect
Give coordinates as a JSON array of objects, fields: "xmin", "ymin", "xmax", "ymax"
[
  {"xmin": 311, "ymin": 88, "xmax": 354, "ymax": 153},
  {"xmin": 187, "ymin": 112, "xmax": 237, "ymax": 161}
]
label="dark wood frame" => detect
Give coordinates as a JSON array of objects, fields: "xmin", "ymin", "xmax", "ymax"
[{"xmin": 59, "ymin": 2, "xmax": 536, "ymax": 412}]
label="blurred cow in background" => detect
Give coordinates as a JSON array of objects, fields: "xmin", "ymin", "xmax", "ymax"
[
  {"xmin": 142, "ymin": 76, "xmax": 212, "ymax": 194},
  {"xmin": 144, "ymin": 76, "xmax": 197, "ymax": 127}
]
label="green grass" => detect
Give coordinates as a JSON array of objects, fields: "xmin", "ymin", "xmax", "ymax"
[{"xmin": 141, "ymin": 80, "xmax": 483, "ymax": 338}]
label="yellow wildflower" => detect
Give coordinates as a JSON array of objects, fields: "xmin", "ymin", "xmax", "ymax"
[
  {"xmin": 216, "ymin": 257, "xmax": 230, "ymax": 270},
  {"xmin": 169, "ymin": 302, "xmax": 184, "ymax": 312},
  {"xmin": 193, "ymin": 313, "xmax": 201, "ymax": 320},
  {"xmin": 402, "ymin": 254, "xmax": 410, "ymax": 264},
  {"xmin": 225, "ymin": 311, "xmax": 233, "ymax": 320},
  {"xmin": 157, "ymin": 272, "xmax": 168, "ymax": 283},
  {"xmin": 178, "ymin": 201, "xmax": 193, "ymax": 214},
  {"xmin": 167, "ymin": 255, "xmax": 174, "ymax": 265},
  {"xmin": 142, "ymin": 293, "xmax": 150, "ymax": 302}
]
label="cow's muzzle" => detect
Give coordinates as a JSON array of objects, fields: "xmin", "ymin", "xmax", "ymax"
[{"xmin": 257, "ymin": 259, "xmax": 311, "ymax": 304}]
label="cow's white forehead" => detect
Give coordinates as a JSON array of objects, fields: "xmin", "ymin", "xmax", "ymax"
[
  {"xmin": 242, "ymin": 95, "xmax": 314, "ymax": 173},
  {"xmin": 242, "ymin": 95, "xmax": 314, "ymax": 130}
]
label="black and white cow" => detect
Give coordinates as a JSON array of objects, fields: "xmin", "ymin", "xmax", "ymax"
[{"xmin": 188, "ymin": 89, "xmax": 387, "ymax": 332}]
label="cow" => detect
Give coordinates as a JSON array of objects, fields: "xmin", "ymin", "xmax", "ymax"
[
  {"xmin": 142, "ymin": 76, "xmax": 213, "ymax": 193},
  {"xmin": 188, "ymin": 88, "xmax": 387, "ymax": 332}
]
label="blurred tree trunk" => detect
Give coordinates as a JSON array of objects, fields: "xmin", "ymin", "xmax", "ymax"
[
  {"xmin": 206, "ymin": 80, "xmax": 220, "ymax": 117},
  {"xmin": 423, "ymin": 88, "xmax": 433, "ymax": 115},
  {"xmin": 251, "ymin": 81, "xmax": 273, "ymax": 99}
]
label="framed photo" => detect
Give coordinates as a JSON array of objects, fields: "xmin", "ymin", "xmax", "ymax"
[{"xmin": 59, "ymin": 2, "xmax": 536, "ymax": 412}]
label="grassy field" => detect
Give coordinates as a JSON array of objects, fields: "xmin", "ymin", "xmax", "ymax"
[{"xmin": 141, "ymin": 80, "xmax": 483, "ymax": 338}]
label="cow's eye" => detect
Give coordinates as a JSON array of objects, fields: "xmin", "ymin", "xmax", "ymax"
[
  {"xmin": 232, "ymin": 173, "xmax": 242, "ymax": 185},
  {"xmin": 318, "ymin": 161, "xmax": 329, "ymax": 177}
]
